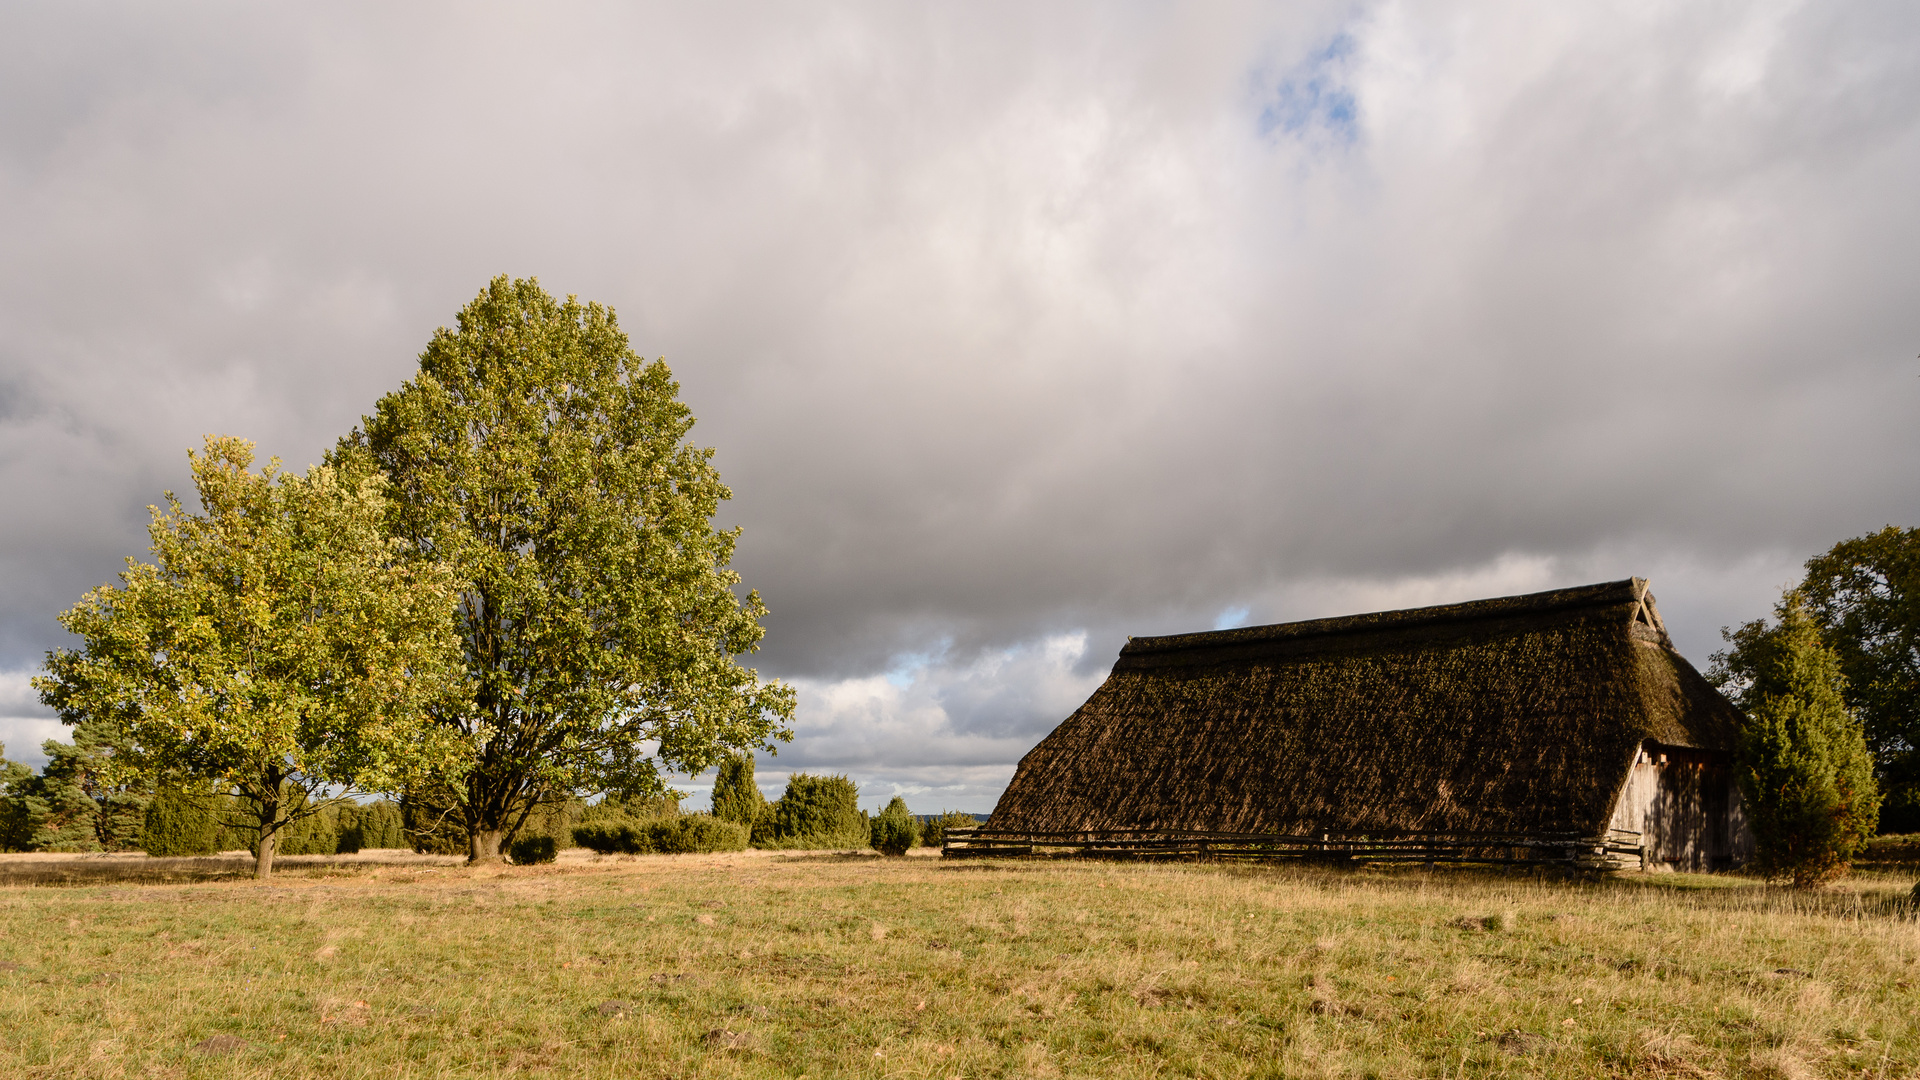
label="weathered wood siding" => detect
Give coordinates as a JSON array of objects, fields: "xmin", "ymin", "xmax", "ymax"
[{"xmin": 1608, "ymin": 741, "xmax": 1753, "ymax": 870}]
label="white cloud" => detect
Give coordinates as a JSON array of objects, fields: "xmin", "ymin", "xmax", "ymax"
[
  {"xmin": 0, "ymin": 670, "xmax": 61, "ymax": 769},
  {"xmin": 0, "ymin": 2, "xmax": 1914, "ymax": 808},
  {"xmin": 735, "ymin": 633, "xmax": 1105, "ymax": 813}
]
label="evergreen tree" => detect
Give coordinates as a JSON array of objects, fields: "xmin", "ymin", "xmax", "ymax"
[
  {"xmin": 0, "ymin": 743, "xmax": 33, "ymax": 851},
  {"xmin": 1711, "ymin": 591, "xmax": 1881, "ymax": 886},
  {"xmin": 141, "ymin": 785, "xmax": 223, "ymax": 856},
  {"xmin": 348, "ymin": 800, "xmax": 407, "ymax": 850},
  {"xmin": 1800, "ymin": 527, "xmax": 1920, "ymax": 832},
  {"xmin": 870, "ymin": 795, "xmax": 918, "ymax": 856},
  {"xmin": 918, "ymin": 810, "xmax": 977, "ymax": 848},
  {"xmin": 763, "ymin": 774, "xmax": 868, "ymax": 849},
  {"xmin": 0, "ymin": 724, "xmax": 149, "ymax": 853},
  {"xmin": 710, "ymin": 752, "xmax": 768, "ymax": 828}
]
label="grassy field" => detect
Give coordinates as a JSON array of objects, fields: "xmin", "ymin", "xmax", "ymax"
[{"xmin": 1, "ymin": 849, "xmax": 1916, "ymax": 1079}]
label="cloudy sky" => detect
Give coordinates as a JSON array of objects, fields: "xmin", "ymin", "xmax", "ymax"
[{"xmin": 1, "ymin": 2, "xmax": 1915, "ymax": 810}]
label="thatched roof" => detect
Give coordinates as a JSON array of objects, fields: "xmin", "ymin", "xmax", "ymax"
[{"xmin": 987, "ymin": 579, "xmax": 1743, "ymax": 837}]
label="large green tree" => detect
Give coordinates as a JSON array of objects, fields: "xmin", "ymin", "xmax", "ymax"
[
  {"xmin": 35, "ymin": 437, "xmax": 469, "ymax": 877},
  {"xmin": 1799, "ymin": 526, "xmax": 1920, "ymax": 832},
  {"xmin": 1711, "ymin": 591, "xmax": 1881, "ymax": 886},
  {"xmin": 339, "ymin": 276, "xmax": 795, "ymax": 862}
]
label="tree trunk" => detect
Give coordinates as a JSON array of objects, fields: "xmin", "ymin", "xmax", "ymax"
[
  {"xmin": 255, "ymin": 799, "xmax": 278, "ymax": 880},
  {"xmin": 469, "ymin": 827, "xmax": 504, "ymax": 863}
]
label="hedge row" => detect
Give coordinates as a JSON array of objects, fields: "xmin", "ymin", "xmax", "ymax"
[
  {"xmin": 572, "ymin": 813, "xmax": 749, "ymax": 855},
  {"xmin": 916, "ymin": 810, "xmax": 979, "ymax": 848}
]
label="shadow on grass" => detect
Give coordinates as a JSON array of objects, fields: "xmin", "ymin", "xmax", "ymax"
[
  {"xmin": 0, "ymin": 851, "xmax": 462, "ymax": 887},
  {"xmin": 0, "ymin": 856, "xmax": 261, "ymax": 887},
  {"xmin": 1036, "ymin": 854, "xmax": 1920, "ymax": 923}
]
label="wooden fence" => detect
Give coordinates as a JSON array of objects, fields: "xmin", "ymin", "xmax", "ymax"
[{"xmin": 941, "ymin": 826, "xmax": 1646, "ymax": 870}]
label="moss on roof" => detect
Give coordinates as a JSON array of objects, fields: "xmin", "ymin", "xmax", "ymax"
[{"xmin": 987, "ymin": 579, "xmax": 1743, "ymax": 837}]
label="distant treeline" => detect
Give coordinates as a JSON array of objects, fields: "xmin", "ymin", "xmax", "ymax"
[{"xmin": 0, "ymin": 749, "xmax": 980, "ymax": 863}]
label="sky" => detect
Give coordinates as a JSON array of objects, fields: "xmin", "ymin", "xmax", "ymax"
[{"xmin": 1, "ymin": 2, "xmax": 1915, "ymax": 811}]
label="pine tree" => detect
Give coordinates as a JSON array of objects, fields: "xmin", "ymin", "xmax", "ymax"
[
  {"xmin": 5, "ymin": 724, "xmax": 149, "ymax": 853},
  {"xmin": 1712, "ymin": 591, "xmax": 1881, "ymax": 887},
  {"xmin": 0, "ymin": 743, "xmax": 34, "ymax": 851}
]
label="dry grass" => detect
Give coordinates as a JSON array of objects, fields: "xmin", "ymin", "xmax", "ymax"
[{"xmin": 0, "ymin": 850, "xmax": 1915, "ymax": 1078}]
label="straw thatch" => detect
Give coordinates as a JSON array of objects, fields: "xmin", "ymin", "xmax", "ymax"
[{"xmin": 987, "ymin": 579, "xmax": 1743, "ymax": 839}]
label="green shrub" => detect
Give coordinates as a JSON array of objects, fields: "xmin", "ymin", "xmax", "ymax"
[
  {"xmin": 711, "ymin": 753, "xmax": 768, "ymax": 827},
  {"xmin": 339, "ymin": 800, "xmax": 406, "ymax": 850},
  {"xmin": 918, "ymin": 810, "xmax": 977, "ymax": 848},
  {"xmin": 518, "ymin": 796, "xmax": 587, "ymax": 850},
  {"xmin": 213, "ymin": 793, "xmax": 256, "ymax": 852},
  {"xmin": 571, "ymin": 815, "xmax": 662, "ymax": 854},
  {"xmin": 748, "ymin": 802, "xmax": 778, "ymax": 846},
  {"xmin": 570, "ymin": 792, "xmax": 686, "ymax": 854},
  {"xmin": 572, "ymin": 812, "xmax": 748, "ymax": 855},
  {"xmin": 654, "ymin": 814, "xmax": 749, "ymax": 854},
  {"xmin": 580, "ymin": 792, "xmax": 680, "ymax": 825},
  {"xmin": 244, "ymin": 795, "xmax": 344, "ymax": 856},
  {"xmin": 277, "ymin": 802, "xmax": 343, "ymax": 856},
  {"xmin": 760, "ymin": 773, "xmax": 869, "ymax": 849},
  {"xmin": 401, "ymin": 786, "xmax": 468, "ymax": 855},
  {"xmin": 508, "ymin": 833, "xmax": 558, "ymax": 864},
  {"xmin": 870, "ymin": 796, "xmax": 918, "ymax": 856},
  {"xmin": 141, "ymin": 787, "xmax": 223, "ymax": 856}
]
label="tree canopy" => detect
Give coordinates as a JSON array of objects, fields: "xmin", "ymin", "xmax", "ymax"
[
  {"xmin": 1799, "ymin": 526, "xmax": 1920, "ymax": 832},
  {"xmin": 340, "ymin": 276, "xmax": 794, "ymax": 861},
  {"xmin": 34, "ymin": 436, "xmax": 469, "ymax": 877}
]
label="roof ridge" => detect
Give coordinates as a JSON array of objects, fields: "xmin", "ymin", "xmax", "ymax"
[{"xmin": 1120, "ymin": 577, "xmax": 1646, "ymax": 657}]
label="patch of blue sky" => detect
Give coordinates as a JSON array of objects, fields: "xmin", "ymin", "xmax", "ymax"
[
  {"xmin": 1212, "ymin": 605, "xmax": 1252, "ymax": 631},
  {"xmin": 1257, "ymin": 32, "xmax": 1361, "ymax": 146},
  {"xmin": 883, "ymin": 644, "xmax": 946, "ymax": 688}
]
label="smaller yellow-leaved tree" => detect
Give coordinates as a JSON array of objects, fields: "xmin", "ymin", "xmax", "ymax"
[{"xmin": 34, "ymin": 436, "xmax": 471, "ymax": 878}]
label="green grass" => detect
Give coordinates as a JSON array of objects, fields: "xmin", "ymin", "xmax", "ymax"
[{"xmin": 0, "ymin": 851, "xmax": 1915, "ymax": 1078}]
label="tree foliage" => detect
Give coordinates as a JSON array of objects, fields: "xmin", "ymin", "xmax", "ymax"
[
  {"xmin": 572, "ymin": 813, "xmax": 747, "ymax": 854},
  {"xmin": 1799, "ymin": 526, "xmax": 1920, "ymax": 832},
  {"xmin": 141, "ymin": 785, "xmax": 224, "ymax": 856},
  {"xmin": 0, "ymin": 743, "xmax": 34, "ymax": 851},
  {"xmin": 1711, "ymin": 592, "xmax": 1881, "ymax": 886},
  {"xmin": 341, "ymin": 276, "xmax": 794, "ymax": 861},
  {"xmin": 0, "ymin": 725, "xmax": 148, "ymax": 853},
  {"xmin": 760, "ymin": 773, "xmax": 868, "ymax": 850},
  {"xmin": 710, "ymin": 752, "xmax": 769, "ymax": 830},
  {"xmin": 34, "ymin": 436, "xmax": 469, "ymax": 877},
  {"xmin": 918, "ymin": 810, "xmax": 977, "ymax": 848},
  {"xmin": 870, "ymin": 795, "xmax": 919, "ymax": 856}
]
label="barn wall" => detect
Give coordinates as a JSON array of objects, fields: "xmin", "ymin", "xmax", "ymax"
[{"xmin": 1608, "ymin": 741, "xmax": 1752, "ymax": 870}]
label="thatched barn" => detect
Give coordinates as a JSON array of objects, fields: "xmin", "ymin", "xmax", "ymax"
[{"xmin": 985, "ymin": 579, "xmax": 1754, "ymax": 871}]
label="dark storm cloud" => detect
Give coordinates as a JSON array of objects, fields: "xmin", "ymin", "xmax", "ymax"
[{"xmin": 1, "ymin": 3, "xmax": 1915, "ymax": 803}]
